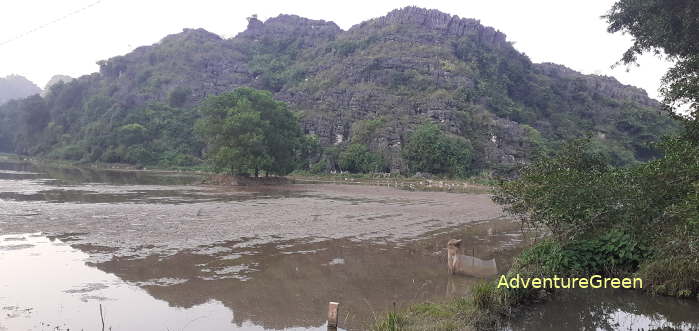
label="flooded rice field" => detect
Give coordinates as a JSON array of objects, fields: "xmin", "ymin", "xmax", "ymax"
[
  {"xmin": 0, "ymin": 159, "xmax": 697, "ymax": 330},
  {"xmin": 0, "ymin": 159, "xmax": 517, "ymax": 330}
]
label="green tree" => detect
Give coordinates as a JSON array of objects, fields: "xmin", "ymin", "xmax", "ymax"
[
  {"xmin": 196, "ymin": 87, "xmax": 302, "ymax": 176},
  {"xmin": 168, "ymin": 87, "xmax": 190, "ymax": 107},
  {"xmin": 296, "ymin": 134, "xmax": 321, "ymax": 170},
  {"xmin": 402, "ymin": 123, "xmax": 473, "ymax": 177},
  {"xmin": 117, "ymin": 123, "xmax": 147, "ymax": 146},
  {"xmin": 350, "ymin": 118, "xmax": 384, "ymax": 145},
  {"xmin": 338, "ymin": 143, "xmax": 383, "ymax": 173},
  {"xmin": 493, "ymin": 139, "xmax": 627, "ymax": 240},
  {"xmin": 605, "ymin": 0, "xmax": 698, "ymax": 114},
  {"xmin": 489, "ymin": 3, "xmax": 699, "ymax": 296}
]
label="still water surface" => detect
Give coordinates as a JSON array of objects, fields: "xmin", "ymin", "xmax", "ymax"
[{"xmin": 0, "ymin": 159, "xmax": 697, "ymax": 330}]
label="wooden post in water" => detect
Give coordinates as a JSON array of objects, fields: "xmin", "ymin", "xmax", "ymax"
[{"xmin": 328, "ymin": 301, "xmax": 340, "ymax": 329}]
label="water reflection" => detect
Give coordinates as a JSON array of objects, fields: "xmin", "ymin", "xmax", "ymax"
[
  {"xmin": 0, "ymin": 160, "xmax": 442, "ymax": 205},
  {"xmin": 510, "ymin": 288, "xmax": 699, "ymax": 331},
  {"xmin": 3, "ymin": 159, "xmax": 696, "ymax": 330},
  {"xmin": 0, "ymin": 160, "xmax": 202, "ymax": 186},
  {"xmin": 0, "ymin": 224, "xmax": 521, "ymax": 331},
  {"xmin": 76, "ymin": 220, "xmax": 523, "ymax": 330},
  {"xmin": 450, "ymin": 255, "xmax": 498, "ymax": 278},
  {"xmin": 0, "ymin": 233, "xmax": 340, "ymax": 331}
]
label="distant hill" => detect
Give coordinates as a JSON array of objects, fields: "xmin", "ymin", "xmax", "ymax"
[
  {"xmin": 0, "ymin": 7, "xmax": 679, "ymax": 172},
  {"xmin": 0, "ymin": 75, "xmax": 41, "ymax": 105}
]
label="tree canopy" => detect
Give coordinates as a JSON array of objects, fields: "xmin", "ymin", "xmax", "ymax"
[
  {"xmin": 338, "ymin": 143, "xmax": 383, "ymax": 173},
  {"xmin": 402, "ymin": 123, "xmax": 473, "ymax": 177},
  {"xmin": 196, "ymin": 87, "xmax": 302, "ymax": 176},
  {"xmin": 605, "ymin": 0, "xmax": 699, "ymax": 114}
]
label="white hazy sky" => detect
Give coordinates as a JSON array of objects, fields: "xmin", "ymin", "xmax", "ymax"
[{"xmin": 0, "ymin": 0, "xmax": 671, "ymax": 100}]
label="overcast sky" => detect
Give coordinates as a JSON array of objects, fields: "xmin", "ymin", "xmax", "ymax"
[{"xmin": 0, "ymin": 0, "xmax": 671, "ymax": 100}]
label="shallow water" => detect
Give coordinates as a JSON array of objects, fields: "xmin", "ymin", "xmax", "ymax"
[
  {"xmin": 509, "ymin": 288, "xmax": 699, "ymax": 331},
  {"xmin": 0, "ymin": 159, "xmax": 520, "ymax": 330},
  {"xmin": 0, "ymin": 159, "xmax": 697, "ymax": 331}
]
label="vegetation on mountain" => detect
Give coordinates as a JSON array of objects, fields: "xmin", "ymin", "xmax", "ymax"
[
  {"xmin": 41, "ymin": 75, "xmax": 74, "ymax": 97},
  {"xmin": 0, "ymin": 7, "xmax": 679, "ymax": 177}
]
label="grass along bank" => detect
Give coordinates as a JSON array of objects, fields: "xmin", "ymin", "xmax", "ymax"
[{"xmin": 288, "ymin": 171, "xmax": 495, "ymax": 194}]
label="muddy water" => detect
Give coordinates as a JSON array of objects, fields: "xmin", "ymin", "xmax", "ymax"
[
  {"xmin": 508, "ymin": 288, "xmax": 699, "ymax": 331},
  {"xmin": 2, "ymin": 159, "xmax": 697, "ymax": 331},
  {"xmin": 0, "ymin": 159, "xmax": 522, "ymax": 330}
]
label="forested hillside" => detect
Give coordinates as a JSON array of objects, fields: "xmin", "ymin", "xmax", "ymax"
[{"xmin": 0, "ymin": 7, "xmax": 678, "ymax": 174}]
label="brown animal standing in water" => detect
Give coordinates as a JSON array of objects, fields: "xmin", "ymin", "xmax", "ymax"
[{"xmin": 447, "ymin": 239, "xmax": 498, "ymax": 277}]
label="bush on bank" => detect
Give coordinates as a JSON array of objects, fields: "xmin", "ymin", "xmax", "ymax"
[{"xmin": 374, "ymin": 131, "xmax": 699, "ymax": 330}]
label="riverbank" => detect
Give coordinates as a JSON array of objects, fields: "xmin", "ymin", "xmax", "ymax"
[
  {"xmin": 373, "ymin": 229, "xmax": 699, "ymax": 330},
  {"xmin": 0, "ymin": 154, "xmax": 494, "ymax": 193},
  {"xmin": 288, "ymin": 172, "xmax": 494, "ymax": 194},
  {"xmin": 372, "ymin": 242, "xmax": 548, "ymax": 331},
  {"xmin": 388, "ymin": 135, "xmax": 698, "ymax": 330},
  {"xmin": 372, "ymin": 238, "xmax": 699, "ymax": 330}
]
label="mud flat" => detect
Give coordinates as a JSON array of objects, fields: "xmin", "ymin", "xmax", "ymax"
[
  {"xmin": 0, "ymin": 159, "xmax": 522, "ymax": 330},
  {"xmin": 0, "ymin": 179, "xmax": 504, "ymax": 260}
]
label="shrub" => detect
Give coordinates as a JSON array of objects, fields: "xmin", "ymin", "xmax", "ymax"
[
  {"xmin": 47, "ymin": 144, "xmax": 84, "ymax": 161},
  {"xmin": 124, "ymin": 144, "xmax": 153, "ymax": 164},
  {"xmin": 402, "ymin": 123, "xmax": 473, "ymax": 177},
  {"xmin": 117, "ymin": 123, "xmax": 148, "ymax": 146},
  {"xmin": 168, "ymin": 87, "xmax": 190, "ymax": 107},
  {"xmin": 338, "ymin": 143, "xmax": 383, "ymax": 173}
]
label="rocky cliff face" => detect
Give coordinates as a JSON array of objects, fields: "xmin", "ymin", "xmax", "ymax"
[
  {"xmin": 367, "ymin": 7, "xmax": 508, "ymax": 48},
  {"xmin": 535, "ymin": 63, "xmax": 660, "ymax": 108},
  {"xmin": 0, "ymin": 7, "xmax": 678, "ymax": 171},
  {"xmin": 239, "ymin": 14, "xmax": 341, "ymax": 47}
]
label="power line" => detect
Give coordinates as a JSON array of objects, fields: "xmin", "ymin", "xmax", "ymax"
[{"xmin": 0, "ymin": 0, "xmax": 106, "ymax": 48}]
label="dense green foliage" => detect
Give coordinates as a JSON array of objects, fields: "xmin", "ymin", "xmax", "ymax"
[
  {"xmin": 338, "ymin": 143, "xmax": 384, "ymax": 173},
  {"xmin": 196, "ymin": 87, "xmax": 303, "ymax": 176},
  {"xmin": 606, "ymin": 0, "xmax": 698, "ymax": 112},
  {"xmin": 494, "ymin": 135, "xmax": 699, "ymax": 295},
  {"xmin": 484, "ymin": 2, "xmax": 699, "ymax": 300},
  {"xmin": 402, "ymin": 123, "xmax": 473, "ymax": 177},
  {"xmin": 0, "ymin": 78, "xmax": 204, "ymax": 167},
  {"xmin": 515, "ymin": 232, "xmax": 648, "ymax": 276}
]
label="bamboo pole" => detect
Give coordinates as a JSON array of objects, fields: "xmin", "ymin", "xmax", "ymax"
[{"xmin": 328, "ymin": 301, "xmax": 340, "ymax": 329}]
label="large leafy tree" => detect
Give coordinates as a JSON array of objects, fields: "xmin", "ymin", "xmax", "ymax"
[
  {"xmin": 196, "ymin": 87, "xmax": 302, "ymax": 176},
  {"xmin": 338, "ymin": 143, "xmax": 383, "ymax": 173},
  {"xmin": 402, "ymin": 123, "xmax": 473, "ymax": 177},
  {"xmin": 605, "ymin": 0, "xmax": 698, "ymax": 116}
]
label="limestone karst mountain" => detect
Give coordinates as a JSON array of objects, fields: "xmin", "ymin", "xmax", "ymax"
[
  {"xmin": 0, "ymin": 75, "xmax": 41, "ymax": 105},
  {"xmin": 0, "ymin": 7, "xmax": 678, "ymax": 171}
]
